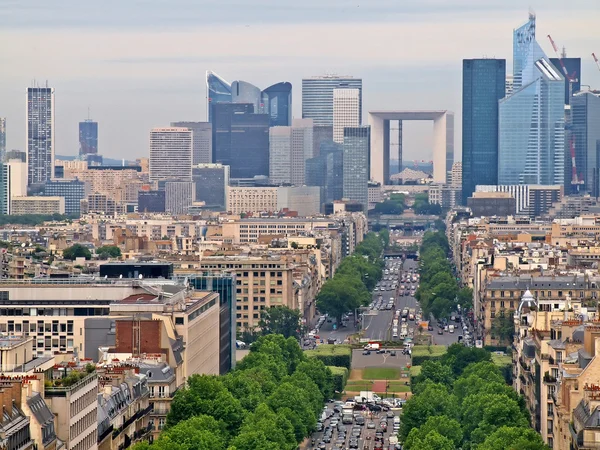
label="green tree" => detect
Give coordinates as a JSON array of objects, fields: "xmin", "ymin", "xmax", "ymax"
[
  {"xmin": 441, "ymin": 344, "xmax": 492, "ymax": 377},
  {"xmin": 379, "ymin": 228, "xmax": 390, "ymax": 248},
  {"xmin": 228, "ymin": 430, "xmax": 280, "ymax": 450},
  {"xmin": 222, "ymin": 367, "xmax": 277, "ymax": 412},
  {"xmin": 150, "ymin": 415, "xmax": 228, "ymax": 450},
  {"xmin": 295, "ymin": 358, "xmax": 334, "ymax": 400},
  {"xmin": 267, "ymin": 382, "xmax": 317, "ymax": 441},
  {"xmin": 413, "ymin": 360, "xmax": 454, "ymax": 391},
  {"xmin": 404, "ymin": 415, "xmax": 463, "ymax": 450},
  {"xmin": 316, "ymin": 275, "xmax": 369, "ymax": 323},
  {"xmin": 405, "ymin": 430, "xmax": 455, "ymax": 450},
  {"xmin": 234, "ymin": 403, "xmax": 296, "ymax": 450},
  {"xmin": 477, "ymin": 425, "xmax": 549, "ymax": 450},
  {"xmin": 95, "ymin": 245, "xmax": 122, "ymax": 259},
  {"xmin": 62, "ymin": 244, "xmax": 92, "ymax": 260},
  {"xmin": 258, "ymin": 306, "xmax": 302, "ymax": 339},
  {"xmin": 491, "ymin": 310, "xmax": 516, "ymax": 343},
  {"xmin": 249, "ymin": 334, "xmax": 305, "ymax": 375},
  {"xmin": 458, "ymin": 287, "xmax": 474, "ymax": 310}
]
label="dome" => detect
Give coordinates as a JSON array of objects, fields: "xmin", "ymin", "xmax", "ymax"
[{"xmin": 518, "ymin": 289, "xmax": 537, "ymax": 314}]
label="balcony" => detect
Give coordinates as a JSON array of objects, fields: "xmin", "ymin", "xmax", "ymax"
[
  {"xmin": 519, "ymin": 358, "xmax": 531, "ymax": 372},
  {"xmin": 543, "ymin": 372, "xmax": 558, "ymax": 384}
]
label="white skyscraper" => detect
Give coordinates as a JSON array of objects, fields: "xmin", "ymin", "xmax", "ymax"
[
  {"xmin": 269, "ymin": 119, "xmax": 314, "ymax": 186},
  {"xmin": 290, "ymin": 118, "xmax": 313, "ymax": 186},
  {"xmin": 149, "ymin": 127, "xmax": 193, "ymax": 182},
  {"xmin": 27, "ymin": 86, "xmax": 55, "ymax": 186},
  {"xmin": 302, "ymin": 75, "xmax": 362, "ymax": 126},
  {"xmin": 333, "ymin": 89, "xmax": 360, "ymax": 144}
]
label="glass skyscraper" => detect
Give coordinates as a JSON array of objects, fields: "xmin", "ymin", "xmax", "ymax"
[
  {"xmin": 306, "ymin": 141, "xmax": 343, "ymax": 208},
  {"xmin": 342, "ymin": 126, "xmax": 370, "ymax": 212},
  {"xmin": 570, "ymin": 92, "xmax": 600, "ymax": 196},
  {"xmin": 549, "ymin": 57, "xmax": 582, "ymax": 105},
  {"xmin": 461, "ymin": 59, "xmax": 506, "ymax": 205},
  {"xmin": 192, "ymin": 163, "xmax": 230, "ymax": 210},
  {"xmin": 43, "ymin": 179, "xmax": 88, "ymax": 217},
  {"xmin": 0, "ymin": 118, "xmax": 5, "ymax": 162},
  {"xmin": 512, "ymin": 14, "xmax": 544, "ymax": 90},
  {"xmin": 206, "ymin": 71, "xmax": 232, "ymax": 122},
  {"xmin": 302, "ymin": 76, "xmax": 362, "ymax": 126},
  {"xmin": 231, "ymin": 80, "xmax": 262, "ymax": 114},
  {"xmin": 79, "ymin": 120, "xmax": 98, "ymax": 156},
  {"xmin": 27, "ymin": 86, "xmax": 55, "ymax": 186},
  {"xmin": 262, "ymin": 82, "xmax": 292, "ymax": 127}
]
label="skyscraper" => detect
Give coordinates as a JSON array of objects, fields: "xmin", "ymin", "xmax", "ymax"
[
  {"xmin": 570, "ymin": 91, "xmax": 600, "ymax": 196},
  {"xmin": 302, "ymin": 75, "xmax": 362, "ymax": 126},
  {"xmin": 171, "ymin": 121, "xmax": 212, "ymax": 164},
  {"xmin": 512, "ymin": 13, "xmax": 544, "ymax": 90},
  {"xmin": 549, "ymin": 57, "xmax": 582, "ymax": 105},
  {"xmin": 342, "ymin": 126, "xmax": 370, "ymax": 212},
  {"xmin": 269, "ymin": 119, "xmax": 314, "ymax": 186},
  {"xmin": 461, "ymin": 59, "xmax": 506, "ymax": 205},
  {"xmin": 27, "ymin": 85, "xmax": 55, "ymax": 186},
  {"xmin": 0, "ymin": 164, "xmax": 10, "ymax": 215},
  {"xmin": 43, "ymin": 179, "xmax": 88, "ymax": 217},
  {"xmin": 164, "ymin": 181, "xmax": 195, "ymax": 215},
  {"xmin": 149, "ymin": 127, "xmax": 193, "ymax": 182},
  {"xmin": 192, "ymin": 164, "xmax": 230, "ymax": 211},
  {"xmin": 290, "ymin": 119, "xmax": 314, "ymax": 186},
  {"xmin": 231, "ymin": 80, "xmax": 262, "ymax": 114},
  {"xmin": 206, "ymin": 71, "xmax": 232, "ymax": 122},
  {"xmin": 306, "ymin": 141, "xmax": 343, "ymax": 207},
  {"xmin": 0, "ymin": 118, "xmax": 6, "ymax": 162},
  {"xmin": 212, "ymin": 103, "xmax": 269, "ymax": 179},
  {"xmin": 333, "ymin": 89, "xmax": 360, "ymax": 144},
  {"xmin": 262, "ymin": 82, "xmax": 292, "ymax": 127},
  {"xmin": 79, "ymin": 119, "xmax": 98, "ymax": 156}
]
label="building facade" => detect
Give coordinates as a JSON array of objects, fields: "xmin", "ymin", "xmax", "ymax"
[
  {"xmin": 164, "ymin": 181, "xmax": 194, "ymax": 215},
  {"xmin": 43, "ymin": 179, "xmax": 88, "ymax": 217},
  {"xmin": 149, "ymin": 127, "xmax": 192, "ymax": 182},
  {"xmin": 27, "ymin": 86, "xmax": 55, "ymax": 186},
  {"xmin": 475, "ymin": 184, "xmax": 563, "ymax": 217},
  {"xmin": 261, "ymin": 82, "xmax": 292, "ymax": 127},
  {"xmin": 305, "ymin": 142, "xmax": 343, "ymax": 206},
  {"xmin": 570, "ymin": 92, "xmax": 600, "ymax": 196},
  {"xmin": 302, "ymin": 75, "xmax": 362, "ymax": 126},
  {"xmin": 462, "ymin": 59, "xmax": 506, "ymax": 204},
  {"xmin": 11, "ymin": 196, "xmax": 65, "ymax": 215},
  {"xmin": 0, "ymin": 117, "xmax": 5, "ymax": 162},
  {"xmin": 192, "ymin": 164, "xmax": 229, "ymax": 211},
  {"xmin": 333, "ymin": 88, "xmax": 360, "ymax": 144},
  {"xmin": 206, "ymin": 71, "xmax": 232, "ymax": 123},
  {"xmin": 0, "ymin": 164, "xmax": 9, "ymax": 215},
  {"xmin": 138, "ymin": 191, "xmax": 166, "ymax": 213},
  {"xmin": 226, "ymin": 187, "xmax": 278, "ymax": 215},
  {"xmin": 170, "ymin": 121, "xmax": 212, "ymax": 165},
  {"xmin": 269, "ymin": 126, "xmax": 292, "ymax": 185},
  {"xmin": 79, "ymin": 120, "xmax": 98, "ymax": 156},
  {"xmin": 342, "ymin": 126, "xmax": 370, "ymax": 212}
]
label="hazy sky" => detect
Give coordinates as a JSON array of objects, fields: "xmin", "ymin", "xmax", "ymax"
[{"xmin": 1, "ymin": 0, "xmax": 599, "ymax": 162}]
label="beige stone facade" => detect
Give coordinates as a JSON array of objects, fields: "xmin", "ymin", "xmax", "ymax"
[{"xmin": 11, "ymin": 197, "xmax": 65, "ymax": 215}]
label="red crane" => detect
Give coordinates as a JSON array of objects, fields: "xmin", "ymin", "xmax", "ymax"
[{"xmin": 593, "ymin": 53, "xmax": 600, "ymax": 73}]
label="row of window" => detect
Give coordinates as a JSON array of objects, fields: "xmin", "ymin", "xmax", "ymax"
[
  {"xmin": 69, "ymin": 387, "xmax": 97, "ymax": 418},
  {"xmin": 70, "ymin": 410, "xmax": 96, "ymax": 440},
  {"xmin": 490, "ymin": 290, "xmax": 584, "ymax": 298},
  {"xmin": 72, "ymin": 429, "xmax": 97, "ymax": 450}
]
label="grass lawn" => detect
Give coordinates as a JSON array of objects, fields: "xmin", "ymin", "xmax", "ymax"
[
  {"xmin": 362, "ymin": 367, "xmax": 401, "ymax": 380},
  {"xmin": 411, "ymin": 345, "xmax": 447, "ymax": 358},
  {"xmin": 374, "ymin": 385, "xmax": 411, "ymax": 394},
  {"xmin": 409, "ymin": 366, "xmax": 422, "ymax": 376},
  {"xmin": 491, "ymin": 353, "xmax": 512, "ymax": 367}
]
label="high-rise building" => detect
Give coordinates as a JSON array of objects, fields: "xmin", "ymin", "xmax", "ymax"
[
  {"xmin": 231, "ymin": 80, "xmax": 262, "ymax": 114},
  {"xmin": 290, "ymin": 119, "xmax": 314, "ymax": 186},
  {"xmin": 163, "ymin": 180, "xmax": 195, "ymax": 215},
  {"xmin": 138, "ymin": 190, "xmax": 166, "ymax": 213},
  {"xmin": 449, "ymin": 161, "xmax": 462, "ymax": 187},
  {"xmin": 570, "ymin": 91, "xmax": 600, "ymax": 196},
  {"xmin": 206, "ymin": 71, "xmax": 232, "ymax": 122},
  {"xmin": 306, "ymin": 141, "xmax": 343, "ymax": 206},
  {"xmin": 171, "ymin": 121, "xmax": 212, "ymax": 164},
  {"xmin": 43, "ymin": 179, "xmax": 88, "ymax": 216},
  {"xmin": 262, "ymin": 82, "xmax": 292, "ymax": 127},
  {"xmin": 27, "ymin": 85, "xmax": 55, "ymax": 186},
  {"xmin": 512, "ymin": 13, "xmax": 544, "ymax": 90},
  {"xmin": 212, "ymin": 103, "xmax": 269, "ymax": 179},
  {"xmin": 302, "ymin": 75, "xmax": 362, "ymax": 126},
  {"xmin": 0, "ymin": 164, "xmax": 9, "ymax": 214},
  {"xmin": 192, "ymin": 164, "xmax": 230, "ymax": 211},
  {"xmin": 5, "ymin": 158, "xmax": 26, "ymax": 198},
  {"xmin": 333, "ymin": 88, "xmax": 360, "ymax": 144},
  {"xmin": 342, "ymin": 126, "xmax": 370, "ymax": 212},
  {"xmin": 0, "ymin": 118, "xmax": 5, "ymax": 162},
  {"xmin": 269, "ymin": 119, "xmax": 314, "ymax": 186},
  {"xmin": 549, "ymin": 57, "xmax": 582, "ymax": 105},
  {"xmin": 5, "ymin": 150, "xmax": 26, "ymax": 162},
  {"xmin": 462, "ymin": 59, "xmax": 506, "ymax": 204},
  {"xmin": 475, "ymin": 184, "xmax": 562, "ymax": 217},
  {"xmin": 505, "ymin": 75, "xmax": 515, "ymax": 96},
  {"xmin": 149, "ymin": 127, "xmax": 193, "ymax": 182},
  {"xmin": 313, "ymin": 125, "xmax": 333, "ymax": 156},
  {"xmin": 78, "ymin": 119, "xmax": 98, "ymax": 156}
]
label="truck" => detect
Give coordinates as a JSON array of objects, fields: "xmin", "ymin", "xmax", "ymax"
[
  {"xmin": 355, "ymin": 391, "xmax": 381, "ymax": 403},
  {"xmin": 364, "ymin": 342, "xmax": 380, "ymax": 351}
]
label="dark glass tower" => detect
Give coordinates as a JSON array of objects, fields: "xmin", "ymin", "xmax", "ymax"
[
  {"xmin": 212, "ymin": 103, "xmax": 269, "ymax": 179},
  {"xmin": 462, "ymin": 59, "xmax": 506, "ymax": 205},
  {"xmin": 549, "ymin": 57, "xmax": 581, "ymax": 105},
  {"xmin": 262, "ymin": 82, "xmax": 292, "ymax": 127},
  {"xmin": 570, "ymin": 92, "xmax": 600, "ymax": 196},
  {"xmin": 79, "ymin": 120, "xmax": 98, "ymax": 156},
  {"xmin": 305, "ymin": 141, "xmax": 343, "ymax": 208},
  {"xmin": 206, "ymin": 71, "xmax": 232, "ymax": 122}
]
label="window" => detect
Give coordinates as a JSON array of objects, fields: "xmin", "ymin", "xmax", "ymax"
[
  {"xmin": 175, "ymin": 317, "xmax": 184, "ymax": 325},
  {"xmin": 491, "ymin": 291, "xmax": 495, "ymax": 298},
  {"xmin": 500, "ymin": 291, "xmax": 505, "ymax": 298}
]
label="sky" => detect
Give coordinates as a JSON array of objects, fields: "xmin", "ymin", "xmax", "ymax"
[{"xmin": 1, "ymin": 0, "xmax": 599, "ymax": 163}]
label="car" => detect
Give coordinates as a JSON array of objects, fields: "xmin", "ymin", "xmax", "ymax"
[
  {"xmin": 438, "ymin": 329, "xmax": 444, "ymax": 335},
  {"xmin": 386, "ymin": 410, "xmax": 395, "ymax": 418},
  {"xmin": 362, "ymin": 350, "xmax": 371, "ymax": 355},
  {"xmin": 390, "ymin": 350, "xmax": 396, "ymax": 356},
  {"xmin": 367, "ymin": 422, "xmax": 376, "ymax": 429},
  {"xmin": 428, "ymin": 325, "xmax": 434, "ymax": 331},
  {"xmin": 315, "ymin": 422, "xmax": 323, "ymax": 432},
  {"xmin": 330, "ymin": 418, "xmax": 339, "ymax": 426},
  {"xmin": 322, "ymin": 434, "xmax": 331, "ymax": 443},
  {"xmin": 367, "ymin": 403, "xmax": 382, "ymax": 412},
  {"xmin": 349, "ymin": 439, "xmax": 359, "ymax": 449},
  {"xmin": 380, "ymin": 421, "xmax": 388, "ymax": 431},
  {"xmin": 377, "ymin": 348, "xmax": 386, "ymax": 354}
]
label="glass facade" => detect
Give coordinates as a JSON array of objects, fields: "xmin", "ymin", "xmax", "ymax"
[
  {"xmin": 171, "ymin": 121, "xmax": 212, "ymax": 165},
  {"xmin": 461, "ymin": 59, "xmax": 506, "ymax": 205},
  {"xmin": 0, "ymin": 164, "xmax": 8, "ymax": 215},
  {"xmin": 342, "ymin": 126, "xmax": 370, "ymax": 212},
  {"xmin": 549, "ymin": 58, "xmax": 582, "ymax": 105},
  {"xmin": 231, "ymin": 80, "xmax": 262, "ymax": 114},
  {"xmin": 138, "ymin": 190, "xmax": 166, "ymax": 213},
  {"xmin": 27, "ymin": 87, "xmax": 54, "ymax": 186},
  {"xmin": 262, "ymin": 82, "xmax": 292, "ymax": 127},
  {"xmin": 192, "ymin": 164, "xmax": 229, "ymax": 210},
  {"xmin": 498, "ymin": 60, "xmax": 565, "ymax": 185},
  {"xmin": 212, "ymin": 103, "xmax": 269, "ymax": 179},
  {"xmin": 512, "ymin": 14, "xmax": 542, "ymax": 89},
  {"xmin": 306, "ymin": 141, "xmax": 343, "ymax": 208},
  {"xmin": 570, "ymin": 92, "xmax": 600, "ymax": 196},
  {"xmin": 79, "ymin": 120, "xmax": 98, "ymax": 156},
  {"xmin": 206, "ymin": 71, "xmax": 232, "ymax": 122},
  {"xmin": 43, "ymin": 179, "xmax": 87, "ymax": 217},
  {"xmin": 302, "ymin": 76, "xmax": 362, "ymax": 126},
  {"xmin": 0, "ymin": 118, "xmax": 5, "ymax": 162}
]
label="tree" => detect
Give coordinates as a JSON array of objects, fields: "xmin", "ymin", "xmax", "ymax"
[
  {"xmin": 457, "ymin": 287, "xmax": 473, "ymax": 310},
  {"xmin": 228, "ymin": 430, "xmax": 281, "ymax": 450},
  {"xmin": 316, "ymin": 275, "xmax": 368, "ymax": 323},
  {"xmin": 267, "ymin": 382, "xmax": 317, "ymax": 441},
  {"xmin": 95, "ymin": 245, "xmax": 122, "ymax": 259},
  {"xmin": 295, "ymin": 358, "xmax": 334, "ymax": 400},
  {"xmin": 441, "ymin": 344, "xmax": 491, "ymax": 377},
  {"xmin": 491, "ymin": 310, "xmax": 516, "ymax": 343},
  {"xmin": 404, "ymin": 430, "xmax": 455, "ymax": 450},
  {"xmin": 222, "ymin": 367, "xmax": 277, "ymax": 412},
  {"xmin": 413, "ymin": 360, "xmax": 454, "ymax": 391},
  {"xmin": 477, "ymin": 426, "xmax": 549, "ymax": 450},
  {"xmin": 379, "ymin": 229, "xmax": 390, "ymax": 248},
  {"xmin": 62, "ymin": 244, "xmax": 92, "ymax": 260},
  {"xmin": 149, "ymin": 415, "xmax": 228, "ymax": 450},
  {"xmin": 258, "ymin": 306, "xmax": 302, "ymax": 339},
  {"xmin": 234, "ymin": 403, "xmax": 296, "ymax": 450},
  {"xmin": 403, "ymin": 416, "xmax": 462, "ymax": 450}
]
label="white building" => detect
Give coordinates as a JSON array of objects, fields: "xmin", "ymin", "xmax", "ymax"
[
  {"xmin": 11, "ymin": 196, "xmax": 65, "ymax": 215},
  {"xmin": 333, "ymin": 88, "xmax": 360, "ymax": 144},
  {"xmin": 27, "ymin": 86, "xmax": 55, "ymax": 186},
  {"xmin": 149, "ymin": 127, "xmax": 193, "ymax": 182},
  {"xmin": 165, "ymin": 180, "xmax": 195, "ymax": 215},
  {"xmin": 227, "ymin": 186, "xmax": 278, "ymax": 215},
  {"xmin": 6, "ymin": 158, "xmax": 27, "ymax": 198},
  {"xmin": 368, "ymin": 182, "xmax": 382, "ymax": 210},
  {"xmin": 170, "ymin": 121, "xmax": 212, "ymax": 165},
  {"xmin": 269, "ymin": 119, "xmax": 314, "ymax": 186},
  {"xmin": 449, "ymin": 162, "xmax": 462, "ymax": 187},
  {"xmin": 277, "ymin": 186, "xmax": 321, "ymax": 216}
]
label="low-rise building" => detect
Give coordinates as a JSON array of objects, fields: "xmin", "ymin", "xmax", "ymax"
[{"xmin": 11, "ymin": 197, "xmax": 65, "ymax": 215}]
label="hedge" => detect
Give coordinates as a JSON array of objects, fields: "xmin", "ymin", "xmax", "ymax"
[
  {"xmin": 328, "ymin": 366, "xmax": 349, "ymax": 393},
  {"xmin": 484, "ymin": 345, "xmax": 512, "ymax": 353},
  {"xmin": 305, "ymin": 345, "xmax": 352, "ymax": 370},
  {"xmin": 411, "ymin": 345, "xmax": 448, "ymax": 366}
]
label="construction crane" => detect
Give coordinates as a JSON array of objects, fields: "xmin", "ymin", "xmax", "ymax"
[{"xmin": 593, "ymin": 53, "xmax": 600, "ymax": 73}]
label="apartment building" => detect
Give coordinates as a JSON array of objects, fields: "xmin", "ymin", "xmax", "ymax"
[
  {"xmin": 227, "ymin": 186, "xmax": 278, "ymax": 215},
  {"xmin": 11, "ymin": 197, "xmax": 65, "ymax": 215},
  {"xmin": 221, "ymin": 217, "xmax": 337, "ymax": 244}
]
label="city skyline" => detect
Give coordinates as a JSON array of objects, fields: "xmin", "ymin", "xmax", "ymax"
[{"xmin": 1, "ymin": 1, "xmax": 599, "ymax": 161}]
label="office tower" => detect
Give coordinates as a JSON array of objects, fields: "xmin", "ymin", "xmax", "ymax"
[
  {"xmin": 302, "ymin": 75, "xmax": 362, "ymax": 126},
  {"xmin": 269, "ymin": 127, "xmax": 292, "ymax": 184},
  {"xmin": 5, "ymin": 150, "xmax": 26, "ymax": 162},
  {"xmin": 306, "ymin": 141, "xmax": 343, "ymax": 207},
  {"xmin": 333, "ymin": 89, "xmax": 360, "ymax": 144},
  {"xmin": 231, "ymin": 81, "xmax": 262, "ymax": 113},
  {"xmin": 149, "ymin": 127, "xmax": 193, "ymax": 182},
  {"xmin": 164, "ymin": 180, "xmax": 195, "ymax": 215},
  {"xmin": 206, "ymin": 71, "xmax": 232, "ymax": 122},
  {"xmin": 43, "ymin": 179, "xmax": 88, "ymax": 216},
  {"xmin": 277, "ymin": 186, "xmax": 321, "ymax": 216},
  {"xmin": 27, "ymin": 85, "xmax": 55, "ymax": 186},
  {"xmin": 512, "ymin": 14, "xmax": 545, "ymax": 90},
  {"xmin": 262, "ymin": 82, "xmax": 292, "ymax": 127},
  {"xmin": 171, "ymin": 121, "xmax": 212, "ymax": 164},
  {"xmin": 192, "ymin": 164, "xmax": 230, "ymax": 210},
  {"xmin": 0, "ymin": 164, "xmax": 9, "ymax": 214},
  {"xmin": 462, "ymin": 59, "xmax": 506, "ymax": 204},
  {"xmin": 342, "ymin": 126, "xmax": 370, "ymax": 211},
  {"xmin": 0, "ymin": 118, "xmax": 5, "ymax": 162},
  {"xmin": 550, "ymin": 57, "xmax": 582, "ymax": 104},
  {"xmin": 5, "ymin": 158, "xmax": 27, "ymax": 197},
  {"xmin": 476, "ymin": 184, "xmax": 562, "ymax": 217},
  {"xmin": 449, "ymin": 161, "xmax": 462, "ymax": 187},
  {"xmin": 212, "ymin": 103, "xmax": 269, "ymax": 179},
  {"xmin": 313, "ymin": 125, "xmax": 333, "ymax": 156},
  {"xmin": 79, "ymin": 119, "xmax": 98, "ymax": 156},
  {"xmin": 505, "ymin": 75, "xmax": 515, "ymax": 96},
  {"xmin": 269, "ymin": 119, "xmax": 314, "ymax": 185},
  {"xmin": 138, "ymin": 190, "xmax": 166, "ymax": 213},
  {"xmin": 570, "ymin": 92, "xmax": 600, "ymax": 196}
]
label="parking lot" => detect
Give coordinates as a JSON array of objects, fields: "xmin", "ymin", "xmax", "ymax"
[
  {"xmin": 308, "ymin": 400, "xmax": 402, "ymax": 450},
  {"xmin": 351, "ymin": 349, "xmax": 410, "ymax": 370}
]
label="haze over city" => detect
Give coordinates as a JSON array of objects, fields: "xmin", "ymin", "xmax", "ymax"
[{"xmin": 1, "ymin": 0, "xmax": 599, "ymax": 160}]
